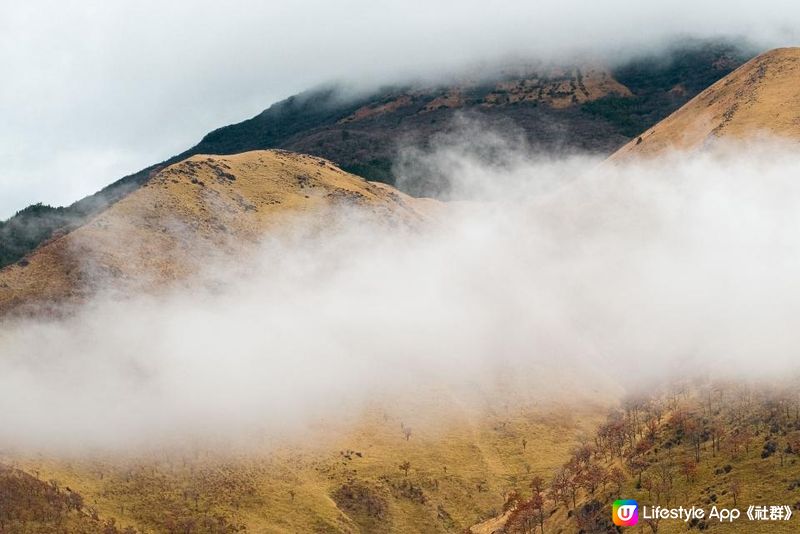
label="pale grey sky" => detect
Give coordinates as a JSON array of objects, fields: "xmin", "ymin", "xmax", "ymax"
[{"xmin": 1, "ymin": 0, "xmax": 799, "ymax": 218}]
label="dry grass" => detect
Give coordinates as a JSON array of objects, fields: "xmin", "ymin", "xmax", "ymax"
[
  {"xmin": 612, "ymin": 47, "xmax": 800, "ymax": 159},
  {"xmin": 5, "ymin": 398, "xmax": 606, "ymax": 533},
  {"xmin": 481, "ymin": 381, "xmax": 800, "ymax": 533}
]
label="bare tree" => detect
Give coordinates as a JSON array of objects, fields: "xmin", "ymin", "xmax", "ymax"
[
  {"xmin": 548, "ymin": 468, "xmax": 571, "ymax": 509},
  {"xmin": 681, "ymin": 459, "xmax": 698, "ymax": 483},
  {"xmin": 684, "ymin": 418, "xmax": 703, "ymax": 463},
  {"xmin": 729, "ymin": 479, "xmax": 741, "ymax": 506},
  {"xmin": 529, "ymin": 476, "xmax": 547, "ymax": 533},
  {"xmin": 399, "ymin": 461, "xmax": 411, "ymax": 477},
  {"xmin": 531, "ymin": 492, "xmax": 545, "ymax": 533},
  {"xmin": 579, "ymin": 463, "xmax": 606, "ymax": 495},
  {"xmin": 607, "ymin": 466, "xmax": 626, "ymax": 495}
]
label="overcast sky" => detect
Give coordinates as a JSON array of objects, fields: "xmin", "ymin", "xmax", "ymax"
[{"xmin": 1, "ymin": 0, "xmax": 799, "ymax": 219}]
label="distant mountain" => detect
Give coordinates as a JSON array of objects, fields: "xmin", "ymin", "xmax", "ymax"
[
  {"xmin": 611, "ymin": 47, "xmax": 800, "ymax": 159},
  {"xmin": 185, "ymin": 39, "xmax": 752, "ymax": 181},
  {"xmin": 0, "ymin": 39, "xmax": 754, "ymax": 269}
]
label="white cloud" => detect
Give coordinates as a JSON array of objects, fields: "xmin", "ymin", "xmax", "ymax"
[{"xmin": 3, "ymin": 136, "xmax": 800, "ymax": 450}]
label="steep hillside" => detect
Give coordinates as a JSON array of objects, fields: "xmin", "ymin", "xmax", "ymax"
[
  {"xmin": 612, "ymin": 47, "xmax": 800, "ymax": 159},
  {"xmin": 0, "ymin": 463, "xmax": 135, "ymax": 533},
  {"xmin": 474, "ymin": 380, "xmax": 800, "ymax": 533},
  {"xmin": 0, "ymin": 39, "xmax": 752, "ymax": 269},
  {"xmin": 0, "ymin": 150, "xmax": 434, "ymax": 316}
]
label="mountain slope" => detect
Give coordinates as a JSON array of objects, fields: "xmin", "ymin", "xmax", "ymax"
[
  {"xmin": 0, "ymin": 39, "xmax": 752, "ymax": 269},
  {"xmin": 611, "ymin": 47, "xmax": 800, "ymax": 159},
  {"xmin": 0, "ymin": 150, "xmax": 435, "ymax": 316},
  {"xmin": 8, "ymin": 401, "xmax": 607, "ymax": 533},
  {"xmin": 0, "ymin": 463, "xmax": 136, "ymax": 533},
  {"xmin": 472, "ymin": 380, "xmax": 800, "ymax": 533}
]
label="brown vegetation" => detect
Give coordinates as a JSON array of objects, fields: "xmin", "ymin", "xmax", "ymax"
[{"xmin": 473, "ymin": 380, "xmax": 800, "ymax": 533}]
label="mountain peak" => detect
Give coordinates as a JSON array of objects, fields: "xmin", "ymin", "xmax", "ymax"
[{"xmin": 0, "ymin": 150, "xmax": 434, "ymax": 316}]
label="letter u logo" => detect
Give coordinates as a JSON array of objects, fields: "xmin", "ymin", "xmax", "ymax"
[{"xmin": 613, "ymin": 500, "xmax": 639, "ymax": 526}]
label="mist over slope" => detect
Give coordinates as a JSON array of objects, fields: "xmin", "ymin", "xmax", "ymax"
[
  {"xmin": 3, "ymin": 139, "xmax": 800, "ymax": 451},
  {"xmin": 6, "ymin": 41, "xmax": 800, "ymax": 447},
  {"xmin": 4, "ymin": 45, "xmax": 800, "ymax": 450},
  {"xmin": 0, "ymin": 151, "xmax": 434, "ymax": 316},
  {"xmin": 0, "ymin": 39, "xmax": 752, "ymax": 269},
  {"xmin": 147, "ymin": 39, "xmax": 756, "ymax": 182},
  {"xmin": 3, "ymin": 42, "xmax": 800, "ymax": 532}
]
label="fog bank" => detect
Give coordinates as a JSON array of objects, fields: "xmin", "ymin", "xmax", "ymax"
[{"xmin": 2, "ymin": 138, "xmax": 800, "ymax": 450}]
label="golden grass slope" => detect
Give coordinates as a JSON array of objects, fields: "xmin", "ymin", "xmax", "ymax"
[
  {"xmin": 611, "ymin": 47, "xmax": 800, "ymax": 159},
  {"xmin": 5, "ymin": 401, "xmax": 607, "ymax": 533},
  {"xmin": 0, "ymin": 150, "xmax": 436, "ymax": 316}
]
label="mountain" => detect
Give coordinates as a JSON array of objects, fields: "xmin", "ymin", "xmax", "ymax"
[
  {"xmin": 0, "ymin": 151, "xmax": 434, "ymax": 316},
  {"xmin": 184, "ymin": 39, "xmax": 750, "ymax": 179},
  {"xmin": 611, "ymin": 47, "xmax": 800, "ymax": 159},
  {"xmin": 465, "ymin": 49, "xmax": 800, "ymax": 532},
  {"xmin": 0, "ymin": 39, "xmax": 753, "ymax": 269},
  {"xmin": 3, "ymin": 44, "xmax": 800, "ymax": 533}
]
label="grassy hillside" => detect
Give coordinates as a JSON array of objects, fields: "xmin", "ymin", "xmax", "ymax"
[
  {"xmin": 0, "ymin": 150, "xmax": 435, "ymax": 316},
  {"xmin": 11, "ymin": 378, "xmax": 800, "ymax": 533},
  {"xmin": 612, "ymin": 47, "xmax": 800, "ymax": 159},
  {"xmin": 0, "ymin": 39, "xmax": 753, "ymax": 269},
  {"xmin": 482, "ymin": 380, "xmax": 800, "ymax": 533},
  {"xmin": 4, "ymin": 402, "xmax": 607, "ymax": 533}
]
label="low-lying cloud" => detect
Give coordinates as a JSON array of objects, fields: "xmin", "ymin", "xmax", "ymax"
[{"xmin": 2, "ymin": 136, "xmax": 800, "ymax": 451}]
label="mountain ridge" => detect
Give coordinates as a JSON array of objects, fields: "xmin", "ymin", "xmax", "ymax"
[{"xmin": 0, "ymin": 39, "xmax": 753, "ymax": 269}]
